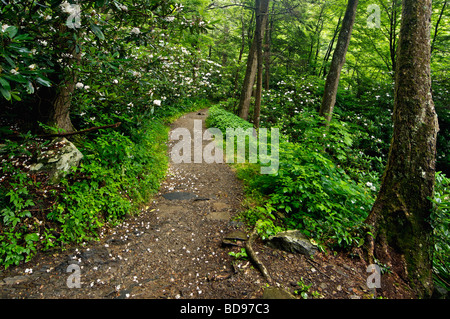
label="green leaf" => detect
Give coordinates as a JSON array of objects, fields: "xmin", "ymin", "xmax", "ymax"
[
  {"xmin": 11, "ymin": 92, "xmax": 21, "ymax": 101},
  {"xmin": 90, "ymin": 23, "xmax": 105, "ymax": 40},
  {"xmin": 0, "ymin": 77, "xmax": 11, "ymax": 91},
  {"xmin": 6, "ymin": 25, "xmax": 18, "ymax": 38},
  {"xmin": 24, "ymin": 233, "xmax": 39, "ymax": 242},
  {"xmin": 0, "ymin": 87, "xmax": 11, "ymax": 101},
  {"xmin": 36, "ymin": 77, "xmax": 52, "ymax": 87}
]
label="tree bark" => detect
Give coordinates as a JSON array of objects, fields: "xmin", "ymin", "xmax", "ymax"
[
  {"xmin": 318, "ymin": 0, "xmax": 358, "ymax": 124},
  {"xmin": 36, "ymin": 24, "xmax": 79, "ymax": 133},
  {"xmin": 365, "ymin": 0, "xmax": 439, "ymax": 298}
]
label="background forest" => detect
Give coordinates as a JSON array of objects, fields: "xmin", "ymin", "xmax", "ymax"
[{"xmin": 0, "ymin": 0, "xmax": 449, "ymax": 296}]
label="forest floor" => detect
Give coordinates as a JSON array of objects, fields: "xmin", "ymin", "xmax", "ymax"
[{"xmin": 0, "ymin": 109, "xmax": 415, "ymax": 299}]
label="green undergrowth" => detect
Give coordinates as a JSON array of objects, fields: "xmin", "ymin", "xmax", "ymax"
[
  {"xmin": 206, "ymin": 104, "xmax": 450, "ymax": 288},
  {"xmin": 207, "ymin": 105, "xmax": 377, "ymax": 251},
  {"xmin": 0, "ymin": 99, "xmax": 209, "ymax": 269}
]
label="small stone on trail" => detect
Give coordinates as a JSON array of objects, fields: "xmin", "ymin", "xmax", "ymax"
[
  {"xmin": 262, "ymin": 286, "xmax": 296, "ymax": 299},
  {"xmin": 224, "ymin": 230, "xmax": 247, "ymax": 241},
  {"xmin": 266, "ymin": 230, "xmax": 318, "ymax": 257},
  {"xmin": 162, "ymin": 192, "xmax": 198, "ymax": 201}
]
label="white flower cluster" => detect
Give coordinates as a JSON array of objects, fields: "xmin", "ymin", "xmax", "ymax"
[
  {"xmin": 60, "ymin": 1, "xmax": 79, "ymax": 15},
  {"xmin": 366, "ymin": 181, "xmax": 377, "ymax": 192},
  {"xmin": 117, "ymin": 3, "xmax": 128, "ymax": 11},
  {"xmin": 76, "ymin": 82, "xmax": 90, "ymax": 90},
  {"xmin": 131, "ymin": 27, "xmax": 140, "ymax": 35}
]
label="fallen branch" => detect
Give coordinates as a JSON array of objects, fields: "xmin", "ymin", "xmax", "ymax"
[
  {"xmin": 38, "ymin": 122, "xmax": 122, "ymax": 138},
  {"xmin": 245, "ymin": 223, "xmax": 273, "ymax": 285}
]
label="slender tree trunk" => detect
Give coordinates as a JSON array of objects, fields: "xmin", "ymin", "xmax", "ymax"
[
  {"xmin": 263, "ymin": 2, "xmax": 274, "ymax": 90},
  {"xmin": 308, "ymin": 3, "xmax": 326, "ymax": 75},
  {"xmin": 365, "ymin": 0, "xmax": 439, "ymax": 298},
  {"xmin": 321, "ymin": 11, "xmax": 343, "ymax": 78},
  {"xmin": 253, "ymin": 0, "xmax": 270, "ymax": 129},
  {"xmin": 237, "ymin": 36, "xmax": 258, "ymax": 120},
  {"xmin": 238, "ymin": 0, "xmax": 269, "ymax": 121},
  {"xmin": 388, "ymin": 0, "xmax": 400, "ymax": 75},
  {"xmin": 233, "ymin": 11, "xmax": 248, "ymax": 105},
  {"xmin": 431, "ymin": 0, "xmax": 447, "ymax": 54},
  {"xmin": 379, "ymin": 0, "xmax": 401, "ymax": 77},
  {"xmin": 318, "ymin": 0, "xmax": 358, "ymax": 124}
]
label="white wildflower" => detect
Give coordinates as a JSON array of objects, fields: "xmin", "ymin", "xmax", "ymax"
[
  {"xmin": 130, "ymin": 27, "xmax": 140, "ymax": 35},
  {"xmin": 60, "ymin": 1, "xmax": 76, "ymax": 14},
  {"xmin": 75, "ymin": 82, "xmax": 84, "ymax": 89},
  {"xmin": 153, "ymin": 100, "xmax": 161, "ymax": 106}
]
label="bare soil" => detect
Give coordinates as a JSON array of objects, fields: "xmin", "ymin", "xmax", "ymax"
[{"xmin": 0, "ymin": 110, "xmax": 415, "ymax": 299}]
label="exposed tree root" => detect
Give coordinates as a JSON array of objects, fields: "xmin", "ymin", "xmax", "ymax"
[{"xmin": 245, "ymin": 224, "xmax": 273, "ymax": 285}]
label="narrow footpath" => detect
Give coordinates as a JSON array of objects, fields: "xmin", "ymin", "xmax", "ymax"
[{"xmin": 0, "ymin": 110, "xmax": 264, "ymax": 299}]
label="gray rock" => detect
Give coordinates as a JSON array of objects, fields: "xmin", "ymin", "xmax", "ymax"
[
  {"xmin": 224, "ymin": 230, "xmax": 248, "ymax": 241},
  {"xmin": 262, "ymin": 286, "xmax": 296, "ymax": 299},
  {"xmin": 29, "ymin": 137, "xmax": 83, "ymax": 183},
  {"xmin": 266, "ymin": 230, "xmax": 318, "ymax": 257},
  {"xmin": 432, "ymin": 285, "xmax": 449, "ymax": 299},
  {"xmin": 2, "ymin": 275, "xmax": 29, "ymax": 285},
  {"xmin": 162, "ymin": 192, "xmax": 198, "ymax": 200}
]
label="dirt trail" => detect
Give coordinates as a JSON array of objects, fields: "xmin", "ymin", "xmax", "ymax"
[
  {"xmin": 0, "ymin": 110, "xmax": 264, "ymax": 299},
  {"xmin": 0, "ymin": 110, "xmax": 413, "ymax": 299}
]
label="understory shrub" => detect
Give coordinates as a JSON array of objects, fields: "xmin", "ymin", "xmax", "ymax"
[{"xmin": 207, "ymin": 105, "xmax": 378, "ymax": 250}]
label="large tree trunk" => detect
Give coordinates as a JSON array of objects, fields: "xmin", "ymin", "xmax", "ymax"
[
  {"xmin": 49, "ymin": 80, "xmax": 76, "ymax": 133},
  {"xmin": 318, "ymin": 0, "xmax": 358, "ymax": 124},
  {"xmin": 253, "ymin": 0, "xmax": 270, "ymax": 129},
  {"xmin": 36, "ymin": 24, "xmax": 79, "ymax": 133},
  {"xmin": 365, "ymin": 0, "xmax": 439, "ymax": 298}
]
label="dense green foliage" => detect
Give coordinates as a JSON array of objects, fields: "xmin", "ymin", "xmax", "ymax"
[
  {"xmin": 0, "ymin": 0, "xmax": 217, "ymax": 268},
  {"xmin": 207, "ymin": 103, "xmax": 449, "ymax": 290},
  {"xmin": 0, "ymin": 0, "xmax": 448, "ymax": 294}
]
